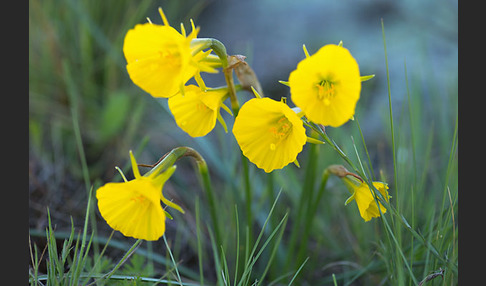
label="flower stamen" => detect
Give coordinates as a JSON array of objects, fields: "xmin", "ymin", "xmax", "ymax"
[
  {"xmin": 131, "ymin": 194, "xmax": 146, "ymax": 204},
  {"xmin": 268, "ymin": 117, "xmax": 293, "ymax": 150},
  {"xmin": 316, "ymin": 80, "xmax": 335, "ymax": 106}
]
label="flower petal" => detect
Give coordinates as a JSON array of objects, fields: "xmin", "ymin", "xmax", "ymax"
[
  {"xmin": 289, "ymin": 44, "xmax": 361, "ymax": 127},
  {"xmin": 96, "ymin": 179, "xmax": 166, "ymax": 240},
  {"xmin": 233, "ymin": 98, "xmax": 307, "ymax": 172},
  {"xmin": 168, "ymin": 85, "xmax": 226, "ymax": 137},
  {"xmin": 123, "ymin": 24, "xmax": 187, "ymax": 64},
  {"xmin": 123, "ymin": 23, "xmax": 194, "ymax": 98}
]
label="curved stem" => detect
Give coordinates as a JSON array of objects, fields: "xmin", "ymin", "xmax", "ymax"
[
  {"xmin": 196, "ymin": 157, "xmax": 222, "ymax": 248},
  {"xmin": 141, "ymin": 147, "xmax": 222, "ymax": 248},
  {"xmin": 224, "ymin": 67, "xmax": 240, "ymax": 116},
  {"xmin": 192, "ymin": 37, "xmax": 240, "ymax": 115}
]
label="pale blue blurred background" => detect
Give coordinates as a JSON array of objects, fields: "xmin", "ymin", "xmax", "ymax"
[{"xmin": 191, "ymin": 0, "xmax": 458, "ymax": 135}]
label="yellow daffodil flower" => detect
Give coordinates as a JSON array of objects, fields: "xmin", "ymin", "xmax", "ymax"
[
  {"xmin": 232, "ymin": 97, "xmax": 307, "ymax": 173},
  {"xmin": 168, "ymin": 85, "xmax": 231, "ymax": 137},
  {"xmin": 343, "ymin": 177, "xmax": 390, "ymax": 222},
  {"xmin": 96, "ymin": 151, "xmax": 184, "ymax": 241},
  {"xmin": 123, "ymin": 7, "xmax": 218, "ymax": 98},
  {"xmin": 288, "ymin": 44, "xmax": 361, "ymax": 127}
]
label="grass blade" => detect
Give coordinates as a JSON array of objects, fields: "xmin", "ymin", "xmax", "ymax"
[
  {"xmin": 163, "ymin": 235, "xmax": 184, "ymax": 286},
  {"xmin": 288, "ymin": 257, "xmax": 309, "ymax": 286}
]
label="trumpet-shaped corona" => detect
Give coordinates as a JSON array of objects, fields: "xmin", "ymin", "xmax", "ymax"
[
  {"xmin": 123, "ymin": 8, "xmax": 217, "ymax": 98},
  {"xmin": 96, "ymin": 151, "xmax": 184, "ymax": 241},
  {"xmin": 168, "ymin": 85, "xmax": 229, "ymax": 137},
  {"xmin": 288, "ymin": 44, "xmax": 361, "ymax": 127},
  {"xmin": 343, "ymin": 177, "xmax": 390, "ymax": 222},
  {"xmin": 232, "ymin": 97, "xmax": 307, "ymax": 173}
]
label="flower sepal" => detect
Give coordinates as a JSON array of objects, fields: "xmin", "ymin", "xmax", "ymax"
[
  {"xmin": 360, "ymin": 74, "xmax": 375, "ymax": 82},
  {"xmin": 344, "ymin": 193, "xmax": 355, "ymax": 206}
]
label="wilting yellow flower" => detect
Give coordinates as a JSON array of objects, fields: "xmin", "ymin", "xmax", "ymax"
[
  {"xmin": 343, "ymin": 177, "xmax": 390, "ymax": 222},
  {"xmin": 232, "ymin": 97, "xmax": 307, "ymax": 173},
  {"xmin": 168, "ymin": 85, "xmax": 230, "ymax": 137},
  {"xmin": 123, "ymin": 8, "xmax": 217, "ymax": 98},
  {"xmin": 96, "ymin": 151, "xmax": 184, "ymax": 241},
  {"xmin": 288, "ymin": 44, "xmax": 361, "ymax": 127}
]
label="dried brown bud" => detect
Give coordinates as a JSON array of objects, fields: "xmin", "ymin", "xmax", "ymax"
[
  {"xmin": 227, "ymin": 55, "xmax": 264, "ymax": 97},
  {"xmin": 327, "ymin": 165, "xmax": 350, "ymax": 178},
  {"xmin": 327, "ymin": 164, "xmax": 363, "ymax": 182}
]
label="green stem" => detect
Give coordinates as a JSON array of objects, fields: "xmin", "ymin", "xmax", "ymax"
[
  {"xmin": 224, "ymin": 67, "xmax": 240, "ymax": 116},
  {"xmin": 197, "ymin": 158, "xmax": 223, "ymax": 249},
  {"xmin": 192, "ymin": 37, "xmax": 240, "ymax": 115},
  {"xmin": 293, "ymin": 142, "xmax": 318, "ymax": 266},
  {"xmin": 306, "ymin": 122, "xmax": 361, "ymax": 177},
  {"xmin": 142, "ymin": 147, "xmax": 222, "ymax": 248},
  {"xmin": 196, "ymin": 38, "xmax": 249, "ymax": 248},
  {"xmin": 241, "ymin": 153, "xmax": 253, "ymax": 247},
  {"xmin": 296, "ymin": 168, "xmax": 330, "ymax": 264}
]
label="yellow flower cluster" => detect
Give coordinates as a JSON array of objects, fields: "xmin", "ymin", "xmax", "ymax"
[
  {"xmin": 97, "ymin": 7, "xmax": 387, "ymax": 241},
  {"xmin": 123, "ymin": 7, "xmax": 228, "ymax": 137},
  {"xmin": 122, "ymin": 7, "xmax": 365, "ymax": 174},
  {"xmin": 233, "ymin": 44, "xmax": 363, "ymax": 173}
]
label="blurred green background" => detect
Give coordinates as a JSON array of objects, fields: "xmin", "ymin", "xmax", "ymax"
[{"xmin": 29, "ymin": 0, "xmax": 457, "ymax": 284}]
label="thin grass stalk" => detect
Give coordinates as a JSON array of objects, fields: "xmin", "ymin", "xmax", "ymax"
[
  {"xmin": 354, "ymin": 117, "xmax": 375, "ymax": 180},
  {"xmin": 381, "ymin": 19, "xmax": 399, "ymax": 212},
  {"xmin": 288, "ymin": 257, "xmax": 309, "ymax": 286},
  {"xmin": 74, "ymin": 233, "xmax": 95, "ymax": 286},
  {"xmin": 100, "ymin": 239, "xmax": 143, "ymax": 283},
  {"xmin": 239, "ymin": 213, "xmax": 288, "ymax": 286},
  {"xmin": 163, "ymin": 235, "xmax": 184, "ymax": 286},
  {"xmin": 61, "ymin": 218, "xmax": 76, "ymax": 272},
  {"xmin": 437, "ymin": 115, "xmax": 458, "ymax": 235},
  {"xmin": 251, "ymin": 212, "xmax": 288, "ymax": 275},
  {"xmin": 29, "ymin": 235, "xmax": 40, "ymax": 286},
  {"xmin": 403, "ymin": 60, "xmax": 418, "ymax": 286},
  {"xmin": 381, "ymin": 20, "xmax": 406, "ymax": 282},
  {"xmin": 352, "ymin": 143, "xmax": 418, "ymax": 285},
  {"xmin": 73, "ymin": 187, "xmax": 94, "ymax": 281},
  {"xmin": 207, "ymin": 226, "xmax": 223, "ymax": 286},
  {"xmin": 404, "ymin": 60, "xmax": 418, "ymax": 190},
  {"xmin": 195, "ymin": 197, "xmax": 205, "ymax": 286},
  {"xmin": 37, "ymin": 274, "xmax": 201, "ymax": 286},
  {"xmin": 29, "ymin": 228, "xmax": 204, "ymax": 280},
  {"xmin": 45, "ymin": 209, "xmax": 60, "ymax": 285},
  {"xmin": 238, "ymin": 190, "xmax": 283, "ymax": 286},
  {"xmin": 220, "ymin": 246, "xmax": 231, "ymax": 285},
  {"xmin": 256, "ymin": 211, "xmax": 288, "ymax": 286},
  {"xmin": 82, "ymin": 230, "xmax": 115, "ymax": 285}
]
